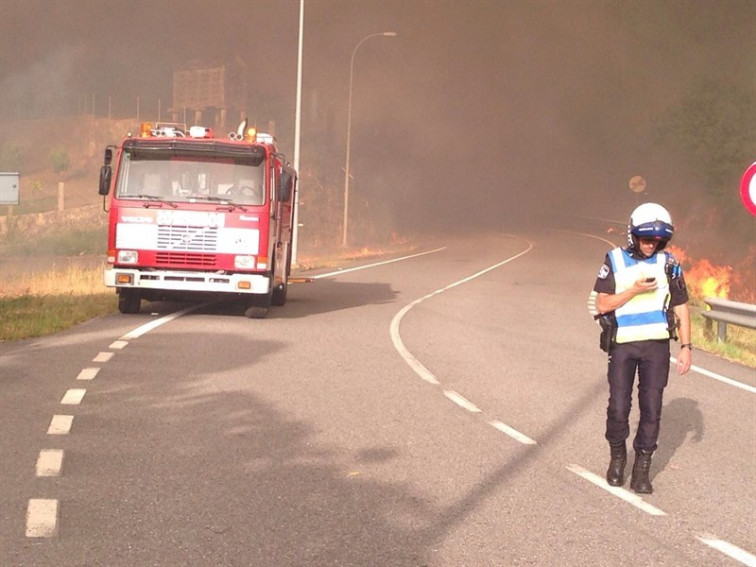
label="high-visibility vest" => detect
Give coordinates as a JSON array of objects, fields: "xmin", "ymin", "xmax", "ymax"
[{"xmin": 608, "ymin": 248, "xmax": 671, "ymax": 343}]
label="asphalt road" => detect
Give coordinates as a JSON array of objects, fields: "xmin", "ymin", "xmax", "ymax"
[{"xmin": 1, "ymin": 230, "xmax": 754, "ymax": 567}]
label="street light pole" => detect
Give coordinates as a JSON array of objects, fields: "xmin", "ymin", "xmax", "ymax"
[
  {"xmin": 342, "ymin": 31, "xmax": 397, "ymax": 247},
  {"xmin": 291, "ymin": 0, "xmax": 304, "ymax": 265}
]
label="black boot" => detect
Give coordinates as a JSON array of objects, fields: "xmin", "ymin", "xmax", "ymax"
[
  {"xmin": 630, "ymin": 449, "xmax": 654, "ymax": 494},
  {"xmin": 606, "ymin": 441, "xmax": 627, "ymax": 487}
]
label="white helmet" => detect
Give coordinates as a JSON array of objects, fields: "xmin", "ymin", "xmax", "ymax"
[{"xmin": 628, "ymin": 202, "xmax": 674, "ymax": 251}]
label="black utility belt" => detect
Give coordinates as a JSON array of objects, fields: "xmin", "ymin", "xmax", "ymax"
[
  {"xmin": 596, "ymin": 311, "xmax": 678, "ymax": 353},
  {"xmin": 614, "ymin": 338, "xmax": 671, "ymax": 346}
]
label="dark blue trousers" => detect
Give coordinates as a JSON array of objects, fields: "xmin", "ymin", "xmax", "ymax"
[{"xmin": 605, "ymin": 340, "xmax": 670, "ymax": 452}]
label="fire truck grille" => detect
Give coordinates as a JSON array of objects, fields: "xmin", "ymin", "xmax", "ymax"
[
  {"xmin": 157, "ymin": 225, "xmax": 219, "ymax": 252},
  {"xmin": 155, "ymin": 252, "xmax": 217, "ymax": 266}
]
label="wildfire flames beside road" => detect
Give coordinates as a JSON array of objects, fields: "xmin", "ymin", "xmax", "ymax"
[{"xmin": 667, "ymin": 245, "xmax": 756, "ymax": 304}]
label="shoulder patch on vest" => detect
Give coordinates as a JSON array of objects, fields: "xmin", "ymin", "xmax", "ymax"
[{"xmin": 664, "ymin": 252, "xmax": 683, "ymax": 279}]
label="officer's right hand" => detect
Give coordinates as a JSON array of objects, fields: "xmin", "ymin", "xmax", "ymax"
[{"xmin": 632, "ymin": 277, "xmax": 658, "ymax": 294}]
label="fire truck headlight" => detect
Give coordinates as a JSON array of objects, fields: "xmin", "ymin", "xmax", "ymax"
[
  {"xmin": 117, "ymin": 250, "xmax": 138, "ymax": 264},
  {"xmin": 234, "ymin": 255, "xmax": 256, "ymax": 269}
]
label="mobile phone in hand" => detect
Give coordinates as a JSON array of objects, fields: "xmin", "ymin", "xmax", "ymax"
[{"xmin": 645, "ymin": 277, "xmax": 656, "ymax": 283}]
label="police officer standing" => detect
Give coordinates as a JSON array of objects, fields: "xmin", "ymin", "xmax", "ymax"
[{"xmin": 593, "ymin": 203, "xmax": 692, "ymax": 494}]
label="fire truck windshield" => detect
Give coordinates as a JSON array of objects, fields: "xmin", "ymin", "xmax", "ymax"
[{"xmin": 115, "ymin": 152, "xmax": 266, "ymax": 205}]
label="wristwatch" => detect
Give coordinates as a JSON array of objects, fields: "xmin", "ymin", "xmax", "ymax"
[{"xmin": 681, "ymin": 343, "xmax": 693, "ymax": 350}]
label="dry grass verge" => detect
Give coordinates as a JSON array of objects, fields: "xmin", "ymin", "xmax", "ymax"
[{"xmin": 0, "ymin": 262, "xmax": 117, "ymax": 341}]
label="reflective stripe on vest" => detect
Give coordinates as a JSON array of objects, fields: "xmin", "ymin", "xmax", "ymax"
[{"xmin": 608, "ymin": 248, "xmax": 670, "ymax": 343}]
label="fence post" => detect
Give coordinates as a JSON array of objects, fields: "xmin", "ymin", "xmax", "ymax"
[
  {"xmin": 57, "ymin": 182, "xmax": 64, "ymax": 211},
  {"xmin": 716, "ymin": 320, "xmax": 727, "ymax": 342}
]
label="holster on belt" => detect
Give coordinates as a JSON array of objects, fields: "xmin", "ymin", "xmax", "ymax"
[{"xmin": 595, "ymin": 314, "xmax": 617, "ymax": 353}]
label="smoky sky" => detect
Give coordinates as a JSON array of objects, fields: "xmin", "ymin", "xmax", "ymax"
[{"xmin": 1, "ymin": 0, "xmax": 754, "ymax": 234}]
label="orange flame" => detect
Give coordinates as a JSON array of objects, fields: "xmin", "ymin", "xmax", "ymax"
[
  {"xmin": 667, "ymin": 245, "xmax": 732, "ymax": 300},
  {"xmin": 688, "ymin": 259, "xmax": 731, "ymax": 299}
]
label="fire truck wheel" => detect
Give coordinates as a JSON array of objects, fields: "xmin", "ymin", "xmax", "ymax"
[
  {"xmin": 118, "ymin": 290, "xmax": 141, "ymax": 314},
  {"xmin": 272, "ymin": 282, "xmax": 288, "ymax": 306},
  {"xmin": 244, "ymin": 305, "xmax": 269, "ymax": 319}
]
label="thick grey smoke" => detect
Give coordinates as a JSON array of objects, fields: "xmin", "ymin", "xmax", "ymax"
[{"xmin": 1, "ymin": 0, "xmax": 753, "ymax": 242}]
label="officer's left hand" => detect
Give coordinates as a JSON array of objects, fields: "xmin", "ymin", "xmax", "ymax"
[{"xmin": 676, "ymin": 347, "xmax": 692, "ymax": 375}]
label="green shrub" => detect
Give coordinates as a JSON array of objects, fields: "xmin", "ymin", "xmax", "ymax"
[
  {"xmin": 49, "ymin": 148, "xmax": 70, "ymax": 173},
  {"xmin": 0, "ymin": 143, "xmax": 23, "ymax": 171}
]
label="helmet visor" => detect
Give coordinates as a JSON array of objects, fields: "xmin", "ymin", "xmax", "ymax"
[{"xmin": 631, "ymin": 220, "xmax": 674, "ymax": 241}]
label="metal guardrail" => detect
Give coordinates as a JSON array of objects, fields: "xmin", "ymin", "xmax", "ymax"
[{"xmin": 701, "ymin": 297, "xmax": 756, "ymax": 342}]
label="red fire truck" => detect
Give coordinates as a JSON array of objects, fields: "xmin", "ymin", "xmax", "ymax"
[{"xmin": 98, "ymin": 121, "xmax": 296, "ymax": 318}]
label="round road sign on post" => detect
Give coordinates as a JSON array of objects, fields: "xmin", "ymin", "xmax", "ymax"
[
  {"xmin": 740, "ymin": 162, "xmax": 756, "ymax": 216},
  {"xmin": 629, "ymin": 175, "xmax": 646, "ymax": 194}
]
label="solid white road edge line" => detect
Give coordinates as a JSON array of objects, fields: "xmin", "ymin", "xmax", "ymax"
[
  {"xmin": 697, "ymin": 535, "xmax": 756, "ymax": 567},
  {"xmin": 566, "ymin": 464, "xmax": 666, "ymax": 516},
  {"xmin": 670, "ymin": 356, "xmax": 756, "ymax": 394},
  {"xmin": 390, "ymin": 299, "xmax": 440, "ymax": 385},
  {"xmin": 120, "ymin": 305, "xmax": 200, "ymax": 340},
  {"xmin": 570, "ymin": 231, "xmax": 617, "ymax": 248},
  {"xmin": 313, "ymin": 247, "xmax": 447, "ymax": 279},
  {"xmin": 26, "ymin": 499, "xmax": 59, "ymax": 537},
  {"xmin": 389, "ymin": 240, "xmax": 537, "ymax": 455},
  {"xmin": 390, "ymin": 240, "xmax": 534, "ymax": 389}
]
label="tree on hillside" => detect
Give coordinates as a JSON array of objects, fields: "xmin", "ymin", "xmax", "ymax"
[{"xmin": 656, "ymin": 78, "xmax": 755, "ymax": 201}]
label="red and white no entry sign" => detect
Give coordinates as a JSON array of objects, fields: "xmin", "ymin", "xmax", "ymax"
[{"xmin": 741, "ymin": 162, "xmax": 756, "ymax": 216}]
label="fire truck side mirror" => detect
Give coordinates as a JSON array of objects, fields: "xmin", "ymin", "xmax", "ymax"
[
  {"xmin": 103, "ymin": 148, "xmax": 113, "ymax": 166},
  {"xmin": 99, "ymin": 165, "xmax": 112, "ymax": 196},
  {"xmin": 278, "ymin": 170, "xmax": 295, "ymax": 202}
]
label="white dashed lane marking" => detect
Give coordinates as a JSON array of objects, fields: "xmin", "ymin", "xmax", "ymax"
[
  {"xmin": 568, "ymin": 464, "xmax": 756, "ymax": 565},
  {"xmin": 25, "ymin": 499, "xmax": 59, "ymax": 538},
  {"xmin": 444, "ymin": 390, "xmax": 482, "ymax": 413},
  {"xmin": 36, "ymin": 449, "xmax": 64, "ymax": 477},
  {"xmin": 26, "ymin": 307, "xmax": 199, "ymax": 540},
  {"xmin": 76, "ymin": 367, "xmax": 100, "ymax": 381},
  {"xmin": 697, "ymin": 535, "xmax": 756, "ymax": 567},
  {"xmin": 60, "ymin": 388, "xmax": 86, "ymax": 405},
  {"xmin": 489, "ymin": 420, "xmax": 537, "ymax": 445},
  {"xmin": 47, "ymin": 415, "xmax": 74, "ymax": 435},
  {"xmin": 566, "ymin": 464, "xmax": 666, "ymax": 516}
]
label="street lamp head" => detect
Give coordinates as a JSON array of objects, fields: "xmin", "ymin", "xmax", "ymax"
[{"xmin": 383, "ymin": 32, "xmax": 398, "ymax": 37}]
